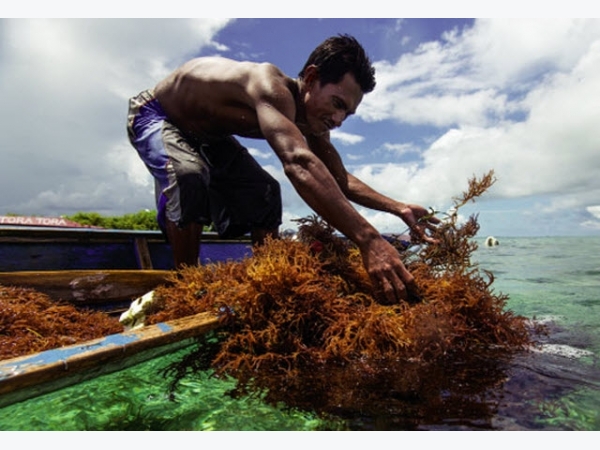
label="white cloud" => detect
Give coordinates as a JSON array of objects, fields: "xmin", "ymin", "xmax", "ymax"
[
  {"xmin": 382, "ymin": 142, "xmax": 420, "ymax": 156},
  {"xmin": 0, "ymin": 18, "xmax": 231, "ymax": 216},
  {"xmin": 353, "ymin": 18, "xmax": 600, "ymax": 233},
  {"xmin": 588, "ymin": 206, "xmax": 600, "ymax": 219},
  {"xmin": 421, "ymin": 38, "xmax": 600, "ymax": 203},
  {"xmin": 330, "ymin": 130, "xmax": 365, "ymax": 145},
  {"xmin": 466, "ymin": 19, "xmax": 600, "ymax": 88},
  {"xmin": 584, "ymin": 205, "xmax": 600, "ymax": 229},
  {"xmin": 248, "ymin": 147, "xmax": 273, "ymax": 159},
  {"xmin": 361, "ymin": 19, "xmax": 600, "ymax": 129},
  {"xmin": 345, "ymin": 154, "xmax": 364, "ymax": 161}
]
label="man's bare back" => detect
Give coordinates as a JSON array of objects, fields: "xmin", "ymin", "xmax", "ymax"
[{"xmin": 155, "ymin": 57, "xmax": 299, "ymax": 140}]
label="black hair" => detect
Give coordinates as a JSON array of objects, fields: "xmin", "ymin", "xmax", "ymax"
[{"xmin": 299, "ymin": 34, "xmax": 376, "ymax": 93}]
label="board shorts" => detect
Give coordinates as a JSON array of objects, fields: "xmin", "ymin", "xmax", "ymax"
[{"xmin": 127, "ymin": 89, "xmax": 282, "ymax": 239}]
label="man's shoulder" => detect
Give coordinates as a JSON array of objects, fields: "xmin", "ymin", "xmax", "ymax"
[
  {"xmin": 179, "ymin": 56, "xmax": 243, "ymax": 72},
  {"xmin": 185, "ymin": 56, "xmax": 281, "ymax": 72},
  {"xmin": 182, "ymin": 57, "xmax": 288, "ymax": 86}
]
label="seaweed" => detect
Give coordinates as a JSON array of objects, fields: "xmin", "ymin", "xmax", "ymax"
[
  {"xmin": 152, "ymin": 171, "xmax": 534, "ymax": 422},
  {"xmin": 0, "ymin": 171, "xmax": 534, "ymax": 426},
  {"xmin": 0, "ymin": 286, "xmax": 122, "ymax": 360}
]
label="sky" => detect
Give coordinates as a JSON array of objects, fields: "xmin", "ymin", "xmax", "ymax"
[{"xmin": 1, "ymin": 9, "xmax": 600, "ymax": 237}]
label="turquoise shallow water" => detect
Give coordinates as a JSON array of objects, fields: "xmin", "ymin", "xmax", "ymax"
[
  {"xmin": 1, "ymin": 236, "xmax": 599, "ymax": 430},
  {"xmin": 0, "ymin": 349, "xmax": 334, "ymax": 431},
  {"xmin": 470, "ymin": 236, "xmax": 600, "ymax": 430},
  {"xmin": 475, "ymin": 236, "xmax": 600, "ymax": 353}
]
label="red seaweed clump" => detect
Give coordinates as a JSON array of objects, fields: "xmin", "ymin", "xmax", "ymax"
[
  {"xmin": 150, "ymin": 171, "xmax": 534, "ymax": 417},
  {"xmin": 0, "ymin": 286, "xmax": 122, "ymax": 360}
]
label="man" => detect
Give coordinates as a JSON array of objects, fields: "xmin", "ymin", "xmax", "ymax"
[{"xmin": 127, "ymin": 34, "xmax": 439, "ymax": 304}]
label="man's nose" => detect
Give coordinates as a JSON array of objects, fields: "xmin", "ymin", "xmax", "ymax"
[{"xmin": 332, "ymin": 110, "xmax": 345, "ymax": 127}]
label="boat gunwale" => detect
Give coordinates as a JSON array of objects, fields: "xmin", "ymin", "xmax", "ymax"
[{"xmin": 0, "ymin": 311, "xmax": 221, "ymax": 408}]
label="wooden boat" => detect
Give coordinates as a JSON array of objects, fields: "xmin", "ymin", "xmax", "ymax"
[
  {"xmin": 0, "ymin": 310, "xmax": 221, "ymax": 408},
  {"xmin": 0, "ymin": 223, "xmax": 251, "ymax": 408},
  {"xmin": 0, "ymin": 269, "xmax": 173, "ymax": 310},
  {"xmin": 0, "ymin": 224, "xmax": 252, "ymax": 272}
]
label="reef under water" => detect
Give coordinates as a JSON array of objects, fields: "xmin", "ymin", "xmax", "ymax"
[{"xmin": 146, "ymin": 171, "xmax": 538, "ymax": 427}]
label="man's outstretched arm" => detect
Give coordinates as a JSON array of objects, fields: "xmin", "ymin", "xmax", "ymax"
[
  {"xmin": 250, "ymin": 70, "xmax": 416, "ymax": 303},
  {"xmin": 304, "ymin": 133, "xmax": 440, "ymax": 243},
  {"xmin": 345, "ymin": 173, "xmax": 440, "ymax": 243}
]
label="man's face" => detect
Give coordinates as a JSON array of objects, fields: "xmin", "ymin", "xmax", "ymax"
[{"xmin": 303, "ymin": 72, "xmax": 364, "ymax": 136}]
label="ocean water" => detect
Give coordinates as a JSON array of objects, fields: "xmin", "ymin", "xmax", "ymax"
[
  {"xmin": 0, "ymin": 236, "xmax": 599, "ymax": 430},
  {"xmin": 470, "ymin": 236, "xmax": 600, "ymax": 431}
]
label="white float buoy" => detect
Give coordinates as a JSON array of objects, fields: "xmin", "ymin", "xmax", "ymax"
[{"xmin": 485, "ymin": 236, "xmax": 499, "ymax": 247}]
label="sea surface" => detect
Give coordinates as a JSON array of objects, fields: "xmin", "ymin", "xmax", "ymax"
[{"xmin": 1, "ymin": 236, "xmax": 599, "ymax": 431}]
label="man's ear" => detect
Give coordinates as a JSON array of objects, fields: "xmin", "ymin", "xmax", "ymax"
[{"xmin": 303, "ymin": 65, "xmax": 320, "ymax": 88}]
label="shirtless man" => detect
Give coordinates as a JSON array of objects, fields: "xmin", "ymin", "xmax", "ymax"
[{"xmin": 127, "ymin": 34, "xmax": 439, "ymax": 304}]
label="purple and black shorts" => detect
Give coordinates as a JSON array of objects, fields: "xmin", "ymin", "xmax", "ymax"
[{"xmin": 127, "ymin": 89, "xmax": 281, "ymax": 238}]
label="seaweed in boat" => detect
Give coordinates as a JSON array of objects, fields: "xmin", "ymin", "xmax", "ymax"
[{"xmin": 0, "ymin": 286, "xmax": 122, "ymax": 360}]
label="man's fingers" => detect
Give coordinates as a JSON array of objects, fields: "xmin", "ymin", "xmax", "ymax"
[
  {"xmin": 390, "ymin": 277, "xmax": 408, "ymax": 302},
  {"xmin": 379, "ymin": 265, "xmax": 413, "ymax": 304},
  {"xmin": 365, "ymin": 238, "xmax": 417, "ymax": 304},
  {"xmin": 425, "ymin": 221, "xmax": 439, "ymax": 231},
  {"xmin": 377, "ymin": 277, "xmax": 407, "ymax": 304},
  {"xmin": 410, "ymin": 221, "xmax": 440, "ymax": 245},
  {"xmin": 380, "ymin": 278, "xmax": 396, "ymax": 304}
]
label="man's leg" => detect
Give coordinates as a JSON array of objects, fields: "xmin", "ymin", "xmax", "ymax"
[
  {"xmin": 251, "ymin": 227, "xmax": 279, "ymax": 246},
  {"xmin": 127, "ymin": 93, "xmax": 208, "ymax": 269},
  {"xmin": 208, "ymin": 138, "xmax": 282, "ymax": 243},
  {"xmin": 166, "ymin": 220, "xmax": 203, "ymax": 268}
]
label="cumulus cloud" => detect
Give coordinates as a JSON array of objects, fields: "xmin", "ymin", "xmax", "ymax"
[
  {"xmin": 0, "ymin": 18, "xmax": 231, "ymax": 216},
  {"xmin": 352, "ymin": 18, "xmax": 600, "ymax": 234},
  {"xmin": 588, "ymin": 206, "xmax": 600, "ymax": 219},
  {"xmin": 583, "ymin": 206, "xmax": 600, "ymax": 230},
  {"xmin": 381, "ymin": 142, "xmax": 421, "ymax": 157},
  {"xmin": 248, "ymin": 147, "xmax": 273, "ymax": 160},
  {"xmin": 330, "ymin": 130, "xmax": 365, "ymax": 146},
  {"xmin": 420, "ymin": 37, "xmax": 600, "ymax": 202}
]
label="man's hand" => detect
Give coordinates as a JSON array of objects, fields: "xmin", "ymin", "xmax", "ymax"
[
  {"xmin": 398, "ymin": 204, "xmax": 441, "ymax": 244},
  {"xmin": 360, "ymin": 237, "xmax": 417, "ymax": 304}
]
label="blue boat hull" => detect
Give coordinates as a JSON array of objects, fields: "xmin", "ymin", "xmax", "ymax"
[{"xmin": 0, "ymin": 226, "xmax": 252, "ymax": 271}]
